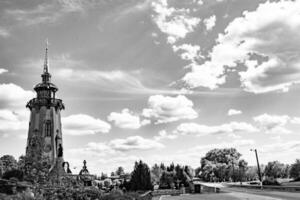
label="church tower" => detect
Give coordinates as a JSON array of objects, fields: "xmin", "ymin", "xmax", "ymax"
[{"xmin": 25, "ymin": 42, "xmax": 65, "ymax": 182}]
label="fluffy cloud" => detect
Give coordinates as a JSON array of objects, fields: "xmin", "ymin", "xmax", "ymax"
[
  {"xmin": 183, "ymin": 0, "xmax": 300, "ymax": 93},
  {"xmin": 228, "ymin": 109, "xmax": 242, "ymax": 116},
  {"xmin": 154, "ymin": 130, "xmax": 178, "ymax": 141},
  {"xmin": 203, "ymin": 15, "xmax": 216, "ymax": 31},
  {"xmin": 0, "ymin": 83, "xmax": 35, "ymax": 109},
  {"xmin": 151, "ymin": 0, "xmax": 200, "ymax": 44},
  {"xmin": 62, "ymin": 114, "xmax": 111, "ymax": 135},
  {"xmin": 109, "ymin": 136, "xmax": 164, "ymax": 151},
  {"xmin": 253, "ymin": 113, "xmax": 290, "ymax": 134},
  {"xmin": 0, "ymin": 83, "xmax": 33, "ymax": 137},
  {"xmin": 172, "ymin": 44, "xmax": 202, "ymax": 61},
  {"xmin": 175, "ymin": 121, "xmax": 258, "ymax": 136},
  {"xmin": 107, "ymin": 108, "xmax": 148, "ymax": 129},
  {"xmin": 142, "ymin": 95, "xmax": 198, "ymax": 124},
  {"xmin": 0, "ymin": 68, "xmax": 8, "ymax": 74},
  {"xmin": 0, "ymin": 27, "xmax": 9, "ymax": 38}
]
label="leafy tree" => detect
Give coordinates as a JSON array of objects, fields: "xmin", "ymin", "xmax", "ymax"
[
  {"xmin": 159, "ymin": 171, "xmax": 175, "ymax": 189},
  {"xmin": 2, "ymin": 169, "xmax": 24, "ymax": 181},
  {"xmin": 130, "ymin": 160, "xmax": 153, "ymax": 191},
  {"xmin": 116, "ymin": 166, "xmax": 125, "ymax": 176},
  {"xmin": 0, "ymin": 155, "xmax": 17, "ymax": 174},
  {"xmin": 100, "ymin": 172, "xmax": 108, "ymax": 180},
  {"xmin": 17, "ymin": 155, "xmax": 26, "ymax": 171},
  {"xmin": 238, "ymin": 159, "xmax": 248, "ymax": 182},
  {"xmin": 200, "ymin": 148, "xmax": 243, "ymax": 182},
  {"xmin": 245, "ymin": 166, "xmax": 258, "ymax": 181},
  {"xmin": 111, "ymin": 172, "xmax": 116, "ymax": 177},
  {"xmin": 264, "ymin": 161, "xmax": 285, "ymax": 178},
  {"xmin": 290, "ymin": 159, "xmax": 300, "ymax": 180},
  {"xmin": 151, "ymin": 163, "xmax": 162, "ymax": 184},
  {"xmin": 167, "ymin": 162, "xmax": 175, "ymax": 172}
]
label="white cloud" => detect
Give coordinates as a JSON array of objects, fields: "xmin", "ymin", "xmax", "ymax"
[
  {"xmin": 151, "ymin": 0, "xmax": 200, "ymax": 44},
  {"xmin": 175, "ymin": 121, "xmax": 258, "ymax": 136},
  {"xmin": 0, "ymin": 83, "xmax": 35, "ymax": 110},
  {"xmin": 109, "ymin": 136, "xmax": 164, "ymax": 151},
  {"xmin": 253, "ymin": 113, "xmax": 291, "ymax": 134},
  {"xmin": 228, "ymin": 109, "xmax": 242, "ymax": 116},
  {"xmin": 142, "ymin": 95, "xmax": 198, "ymax": 124},
  {"xmin": 203, "ymin": 15, "xmax": 216, "ymax": 31},
  {"xmin": 0, "ymin": 27, "xmax": 9, "ymax": 38},
  {"xmin": 154, "ymin": 130, "xmax": 178, "ymax": 141},
  {"xmin": 172, "ymin": 44, "xmax": 202, "ymax": 61},
  {"xmin": 62, "ymin": 114, "xmax": 111, "ymax": 135},
  {"xmin": 107, "ymin": 108, "xmax": 147, "ymax": 129},
  {"xmin": 182, "ymin": 0, "xmax": 300, "ymax": 93},
  {"xmin": 0, "ymin": 68, "xmax": 8, "ymax": 74},
  {"xmin": 0, "ymin": 83, "xmax": 33, "ymax": 137}
]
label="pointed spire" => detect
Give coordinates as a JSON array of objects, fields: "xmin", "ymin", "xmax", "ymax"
[
  {"xmin": 43, "ymin": 39, "xmax": 49, "ymax": 74},
  {"xmin": 41, "ymin": 39, "xmax": 51, "ymax": 83}
]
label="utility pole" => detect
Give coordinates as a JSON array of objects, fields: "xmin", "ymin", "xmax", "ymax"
[{"xmin": 250, "ymin": 149, "xmax": 262, "ymax": 187}]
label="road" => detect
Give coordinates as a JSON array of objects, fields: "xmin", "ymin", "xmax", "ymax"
[{"xmin": 154, "ymin": 187, "xmax": 300, "ymax": 200}]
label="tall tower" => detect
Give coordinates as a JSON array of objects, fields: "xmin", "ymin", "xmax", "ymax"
[{"xmin": 25, "ymin": 42, "xmax": 65, "ymax": 182}]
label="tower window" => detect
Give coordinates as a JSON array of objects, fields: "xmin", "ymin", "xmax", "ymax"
[{"xmin": 45, "ymin": 120, "xmax": 52, "ymax": 137}]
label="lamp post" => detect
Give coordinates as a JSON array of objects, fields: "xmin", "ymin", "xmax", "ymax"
[{"xmin": 250, "ymin": 149, "xmax": 262, "ymax": 188}]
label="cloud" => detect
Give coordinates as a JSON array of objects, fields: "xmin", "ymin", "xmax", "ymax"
[
  {"xmin": 154, "ymin": 130, "xmax": 178, "ymax": 141},
  {"xmin": 228, "ymin": 109, "xmax": 242, "ymax": 116},
  {"xmin": 109, "ymin": 136, "xmax": 164, "ymax": 151},
  {"xmin": 0, "ymin": 109, "xmax": 28, "ymax": 135},
  {"xmin": 151, "ymin": 0, "xmax": 200, "ymax": 44},
  {"xmin": 253, "ymin": 113, "xmax": 291, "ymax": 134},
  {"xmin": 203, "ymin": 15, "xmax": 216, "ymax": 31},
  {"xmin": 142, "ymin": 95, "xmax": 198, "ymax": 124},
  {"xmin": 172, "ymin": 44, "xmax": 202, "ymax": 61},
  {"xmin": 0, "ymin": 83, "xmax": 34, "ymax": 137},
  {"xmin": 4, "ymin": 0, "xmax": 95, "ymax": 27},
  {"xmin": 0, "ymin": 83, "xmax": 35, "ymax": 110},
  {"xmin": 182, "ymin": 0, "xmax": 300, "ymax": 93},
  {"xmin": 0, "ymin": 68, "xmax": 8, "ymax": 74},
  {"xmin": 0, "ymin": 27, "xmax": 9, "ymax": 38},
  {"xmin": 174, "ymin": 121, "xmax": 258, "ymax": 136},
  {"xmin": 107, "ymin": 108, "xmax": 147, "ymax": 129},
  {"xmin": 62, "ymin": 114, "xmax": 111, "ymax": 135}
]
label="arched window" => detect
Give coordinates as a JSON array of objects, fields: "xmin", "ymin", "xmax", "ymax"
[{"xmin": 45, "ymin": 120, "xmax": 52, "ymax": 137}]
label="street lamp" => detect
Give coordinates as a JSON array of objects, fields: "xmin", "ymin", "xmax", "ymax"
[{"xmin": 250, "ymin": 149, "xmax": 262, "ymax": 186}]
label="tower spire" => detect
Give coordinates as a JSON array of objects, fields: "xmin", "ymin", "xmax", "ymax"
[
  {"xmin": 43, "ymin": 39, "xmax": 49, "ymax": 74},
  {"xmin": 41, "ymin": 39, "xmax": 51, "ymax": 83}
]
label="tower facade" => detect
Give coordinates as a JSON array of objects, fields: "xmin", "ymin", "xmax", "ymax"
[{"xmin": 25, "ymin": 42, "xmax": 65, "ymax": 182}]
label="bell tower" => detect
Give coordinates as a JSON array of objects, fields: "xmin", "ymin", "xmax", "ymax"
[{"xmin": 25, "ymin": 41, "xmax": 65, "ymax": 182}]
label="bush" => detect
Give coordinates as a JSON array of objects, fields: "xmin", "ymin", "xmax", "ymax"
[
  {"xmin": 262, "ymin": 178, "xmax": 280, "ymax": 185},
  {"xmin": 2, "ymin": 169, "xmax": 24, "ymax": 181}
]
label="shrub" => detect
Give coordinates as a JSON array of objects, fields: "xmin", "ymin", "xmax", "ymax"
[{"xmin": 2, "ymin": 169, "xmax": 24, "ymax": 181}]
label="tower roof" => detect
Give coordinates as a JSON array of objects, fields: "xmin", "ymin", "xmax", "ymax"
[{"xmin": 34, "ymin": 40, "xmax": 58, "ymax": 92}]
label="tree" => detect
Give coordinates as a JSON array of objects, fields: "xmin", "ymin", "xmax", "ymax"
[
  {"xmin": 151, "ymin": 163, "xmax": 162, "ymax": 185},
  {"xmin": 290, "ymin": 159, "xmax": 300, "ymax": 180},
  {"xmin": 0, "ymin": 155, "xmax": 17, "ymax": 174},
  {"xmin": 115, "ymin": 166, "xmax": 125, "ymax": 176},
  {"xmin": 264, "ymin": 161, "xmax": 285, "ymax": 178},
  {"xmin": 200, "ymin": 148, "xmax": 242, "ymax": 182},
  {"xmin": 17, "ymin": 155, "xmax": 26, "ymax": 171},
  {"xmin": 238, "ymin": 159, "xmax": 248, "ymax": 182},
  {"xmin": 130, "ymin": 160, "xmax": 153, "ymax": 191},
  {"xmin": 100, "ymin": 172, "xmax": 108, "ymax": 180}
]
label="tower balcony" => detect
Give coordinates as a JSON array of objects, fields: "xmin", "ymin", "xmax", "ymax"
[{"xmin": 26, "ymin": 98, "xmax": 65, "ymax": 110}]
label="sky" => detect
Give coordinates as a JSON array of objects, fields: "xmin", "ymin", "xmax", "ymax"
[{"xmin": 1, "ymin": 0, "xmax": 300, "ymax": 175}]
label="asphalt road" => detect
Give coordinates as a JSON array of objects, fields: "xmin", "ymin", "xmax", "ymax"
[{"xmin": 155, "ymin": 188, "xmax": 300, "ymax": 200}]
